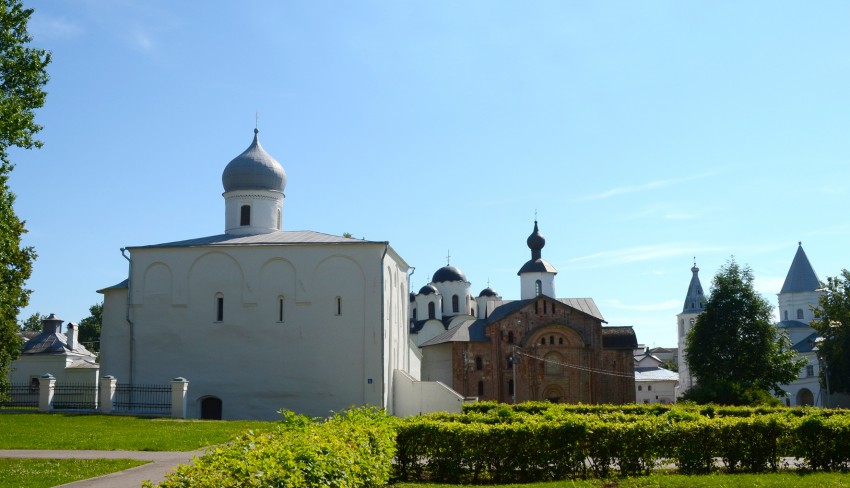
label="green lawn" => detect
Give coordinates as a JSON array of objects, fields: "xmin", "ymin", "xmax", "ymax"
[
  {"xmin": 0, "ymin": 458, "xmax": 148, "ymax": 488},
  {"xmin": 0, "ymin": 412, "xmax": 276, "ymax": 451},
  {"xmin": 394, "ymin": 472, "xmax": 850, "ymax": 487}
]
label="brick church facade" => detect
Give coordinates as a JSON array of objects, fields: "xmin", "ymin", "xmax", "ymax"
[{"xmin": 413, "ymin": 221, "xmax": 637, "ymax": 405}]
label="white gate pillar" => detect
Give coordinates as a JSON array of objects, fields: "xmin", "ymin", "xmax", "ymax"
[
  {"xmin": 171, "ymin": 377, "xmax": 189, "ymax": 419},
  {"xmin": 99, "ymin": 375, "xmax": 118, "ymax": 414},
  {"xmin": 38, "ymin": 374, "xmax": 56, "ymax": 413}
]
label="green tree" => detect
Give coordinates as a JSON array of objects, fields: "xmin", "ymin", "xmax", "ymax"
[
  {"xmin": 18, "ymin": 310, "xmax": 44, "ymax": 331},
  {"xmin": 683, "ymin": 258, "xmax": 804, "ymax": 405},
  {"xmin": 810, "ymin": 269, "xmax": 850, "ymax": 395},
  {"xmin": 0, "ymin": 0, "xmax": 51, "ymax": 399},
  {"xmin": 78, "ymin": 302, "xmax": 102, "ymax": 353}
]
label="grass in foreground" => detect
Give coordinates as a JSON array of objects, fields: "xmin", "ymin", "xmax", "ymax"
[
  {"xmin": 0, "ymin": 458, "xmax": 148, "ymax": 488},
  {"xmin": 0, "ymin": 413, "xmax": 276, "ymax": 451},
  {"xmin": 393, "ymin": 472, "xmax": 850, "ymax": 487}
]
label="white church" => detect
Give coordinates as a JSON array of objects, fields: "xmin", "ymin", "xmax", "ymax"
[
  {"xmin": 98, "ymin": 129, "xmax": 461, "ymax": 420},
  {"xmin": 676, "ymin": 244, "xmax": 824, "ymax": 406}
]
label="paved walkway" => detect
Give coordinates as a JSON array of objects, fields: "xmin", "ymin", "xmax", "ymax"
[{"xmin": 0, "ymin": 449, "xmax": 206, "ymax": 488}]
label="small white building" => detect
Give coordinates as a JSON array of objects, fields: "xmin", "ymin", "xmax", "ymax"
[
  {"xmin": 10, "ymin": 314, "xmax": 99, "ymax": 387},
  {"xmin": 99, "ymin": 129, "xmax": 458, "ymax": 420},
  {"xmin": 635, "ymin": 367, "xmax": 679, "ymax": 404}
]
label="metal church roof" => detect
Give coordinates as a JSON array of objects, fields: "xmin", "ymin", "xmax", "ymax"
[
  {"xmin": 132, "ymin": 230, "xmax": 377, "ymax": 249},
  {"xmin": 780, "ymin": 243, "xmax": 820, "ymax": 294},
  {"xmin": 682, "ymin": 264, "xmax": 706, "ymax": 314}
]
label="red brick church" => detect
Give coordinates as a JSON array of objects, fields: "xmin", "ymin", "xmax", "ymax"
[{"xmin": 412, "ymin": 221, "xmax": 637, "ymax": 404}]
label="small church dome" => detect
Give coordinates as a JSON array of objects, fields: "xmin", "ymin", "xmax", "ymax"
[
  {"xmin": 418, "ymin": 284, "xmax": 439, "ymax": 295},
  {"xmin": 527, "ymin": 220, "xmax": 545, "ymax": 251},
  {"xmin": 478, "ymin": 287, "xmax": 499, "ymax": 298},
  {"xmin": 432, "ymin": 265, "xmax": 467, "ymax": 283},
  {"xmin": 222, "ymin": 129, "xmax": 287, "ymax": 193}
]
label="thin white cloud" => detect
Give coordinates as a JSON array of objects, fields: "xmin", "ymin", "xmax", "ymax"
[
  {"xmin": 602, "ymin": 298, "xmax": 681, "ymax": 312},
  {"xmin": 132, "ymin": 30, "xmax": 155, "ymax": 52},
  {"xmin": 577, "ymin": 172, "xmax": 718, "ymax": 201},
  {"xmin": 566, "ymin": 243, "xmax": 723, "ymax": 269},
  {"xmin": 30, "ymin": 15, "xmax": 83, "ymax": 41}
]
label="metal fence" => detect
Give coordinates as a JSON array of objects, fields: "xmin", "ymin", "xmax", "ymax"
[
  {"xmin": 0, "ymin": 383, "xmax": 39, "ymax": 409},
  {"xmin": 52, "ymin": 383, "xmax": 98, "ymax": 410},
  {"xmin": 114, "ymin": 383, "xmax": 171, "ymax": 415}
]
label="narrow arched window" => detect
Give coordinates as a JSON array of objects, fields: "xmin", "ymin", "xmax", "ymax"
[
  {"xmin": 412, "ymin": 308, "xmax": 417, "ymax": 320},
  {"xmin": 215, "ymin": 293, "xmax": 224, "ymax": 322},
  {"xmin": 335, "ymin": 296, "xmax": 342, "ymax": 316},
  {"xmin": 452, "ymin": 295, "xmax": 459, "ymax": 313},
  {"xmin": 507, "ymin": 356, "xmax": 513, "ymax": 368},
  {"xmin": 508, "ymin": 331, "xmax": 514, "ymax": 344},
  {"xmin": 428, "ymin": 302, "xmax": 435, "ymax": 319},
  {"xmin": 549, "ymin": 335, "xmax": 554, "ymax": 345},
  {"xmin": 797, "ymin": 309, "xmax": 804, "ymax": 320},
  {"xmin": 540, "ymin": 337, "xmax": 545, "ymax": 345},
  {"xmin": 277, "ymin": 208, "xmax": 281, "ymax": 230},
  {"xmin": 477, "ymin": 381, "xmax": 484, "ymax": 396},
  {"xmin": 471, "ymin": 307, "xmax": 475, "ymax": 316},
  {"xmin": 508, "ymin": 379, "xmax": 514, "ymax": 396},
  {"xmin": 277, "ymin": 296, "xmax": 285, "ymax": 322},
  {"xmin": 784, "ymin": 310, "xmax": 789, "ymax": 321},
  {"xmin": 475, "ymin": 356, "xmax": 483, "ymax": 371},
  {"xmin": 240, "ymin": 205, "xmax": 251, "ymax": 226},
  {"xmin": 559, "ymin": 337, "xmax": 564, "ymax": 345},
  {"xmin": 535, "ymin": 280, "xmax": 542, "ymax": 297},
  {"xmin": 544, "ymin": 301, "xmax": 547, "ymax": 314}
]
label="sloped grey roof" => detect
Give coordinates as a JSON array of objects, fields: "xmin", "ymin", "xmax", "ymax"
[
  {"xmin": 422, "ymin": 296, "xmax": 606, "ymax": 347},
  {"xmin": 419, "ymin": 319, "xmax": 477, "ymax": 347},
  {"xmin": 517, "ymin": 258, "xmax": 558, "ymax": 275},
  {"xmin": 21, "ymin": 331, "xmax": 95, "ymax": 358},
  {"xmin": 792, "ymin": 332, "xmax": 819, "ymax": 353},
  {"xmin": 132, "ymin": 231, "xmax": 376, "ymax": 249},
  {"xmin": 635, "ymin": 367, "xmax": 679, "ymax": 381},
  {"xmin": 97, "ymin": 279, "xmax": 129, "ymax": 294},
  {"xmin": 780, "ymin": 243, "xmax": 820, "ymax": 294},
  {"xmin": 777, "ymin": 319, "xmax": 809, "ymax": 329},
  {"xmin": 559, "ymin": 298, "xmax": 604, "ymax": 321},
  {"xmin": 222, "ymin": 129, "xmax": 286, "ymax": 193},
  {"xmin": 682, "ymin": 265, "xmax": 706, "ymax": 313}
]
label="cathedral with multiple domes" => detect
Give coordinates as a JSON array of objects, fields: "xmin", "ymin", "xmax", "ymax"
[{"xmin": 409, "ymin": 221, "xmax": 637, "ymax": 404}]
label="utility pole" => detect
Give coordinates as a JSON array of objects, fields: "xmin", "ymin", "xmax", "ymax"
[{"xmin": 512, "ymin": 346, "xmax": 518, "ymax": 404}]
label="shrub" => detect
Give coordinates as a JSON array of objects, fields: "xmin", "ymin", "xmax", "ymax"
[{"xmin": 149, "ymin": 407, "xmax": 396, "ymax": 488}]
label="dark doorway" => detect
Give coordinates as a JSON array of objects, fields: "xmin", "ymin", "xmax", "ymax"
[{"xmin": 201, "ymin": 397, "xmax": 222, "ymax": 420}]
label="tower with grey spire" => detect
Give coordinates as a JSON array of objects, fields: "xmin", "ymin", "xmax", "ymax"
[
  {"xmin": 775, "ymin": 242, "xmax": 823, "ymax": 406},
  {"xmin": 677, "ymin": 260, "xmax": 706, "ymax": 393}
]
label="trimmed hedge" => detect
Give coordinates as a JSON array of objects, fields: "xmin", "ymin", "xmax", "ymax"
[
  {"xmin": 394, "ymin": 402, "xmax": 850, "ymax": 483},
  {"xmin": 150, "ymin": 403, "xmax": 850, "ymax": 487},
  {"xmin": 149, "ymin": 407, "xmax": 396, "ymax": 488}
]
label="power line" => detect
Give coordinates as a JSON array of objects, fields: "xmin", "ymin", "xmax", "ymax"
[{"xmin": 515, "ymin": 350, "xmax": 634, "ymax": 379}]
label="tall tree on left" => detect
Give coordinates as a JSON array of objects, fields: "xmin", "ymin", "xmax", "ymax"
[{"xmin": 0, "ymin": 0, "xmax": 51, "ymax": 400}]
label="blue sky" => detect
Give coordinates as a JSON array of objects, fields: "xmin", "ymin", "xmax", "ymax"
[{"xmin": 10, "ymin": 1, "xmax": 850, "ymax": 347}]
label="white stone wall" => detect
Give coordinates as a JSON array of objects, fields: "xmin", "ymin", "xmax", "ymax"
[
  {"xmin": 636, "ymin": 379, "xmax": 677, "ymax": 404},
  {"xmin": 520, "ymin": 271, "xmax": 556, "ymax": 300},
  {"xmin": 676, "ymin": 311, "xmax": 699, "ymax": 393},
  {"xmin": 392, "ymin": 369, "xmax": 464, "ymax": 416},
  {"xmin": 100, "ymin": 241, "xmax": 410, "ymax": 420}
]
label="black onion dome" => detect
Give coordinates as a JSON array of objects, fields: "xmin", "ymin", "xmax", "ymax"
[
  {"xmin": 418, "ymin": 284, "xmax": 439, "ymax": 295},
  {"xmin": 479, "ymin": 287, "xmax": 499, "ymax": 298},
  {"xmin": 527, "ymin": 220, "xmax": 545, "ymax": 251},
  {"xmin": 222, "ymin": 129, "xmax": 287, "ymax": 193},
  {"xmin": 432, "ymin": 265, "xmax": 467, "ymax": 283}
]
